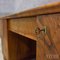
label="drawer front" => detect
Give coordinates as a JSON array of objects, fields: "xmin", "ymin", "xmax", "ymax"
[
  {"xmin": 37, "ymin": 13, "xmax": 60, "ymax": 60},
  {"xmin": 8, "ymin": 17, "xmax": 37, "ymax": 41}
]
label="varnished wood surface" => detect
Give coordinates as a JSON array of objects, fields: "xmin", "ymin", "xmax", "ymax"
[
  {"xmin": 0, "ymin": 2, "xmax": 60, "ymax": 60},
  {"xmin": 1, "ymin": 21, "xmax": 36, "ymax": 60},
  {"xmin": 8, "ymin": 17, "xmax": 37, "ymax": 41},
  {"xmin": 8, "ymin": 31, "xmax": 36, "ymax": 60},
  {"xmin": 0, "ymin": 20, "xmax": 3, "ymax": 37},
  {"xmin": 8, "ymin": 13, "xmax": 60, "ymax": 42},
  {"xmin": 36, "ymin": 13, "xmax": 60, "ymax": 60},
  {"xmin": 8, "ymin": 13, "xmax": 60, "ymax": 60},
  {"xmin": 1, "ymin": 20, "xmax": 9, "ymax": 60},
  {"xmin": 1, "ymin": 2, "xmax": 60, "ymax": 19}
]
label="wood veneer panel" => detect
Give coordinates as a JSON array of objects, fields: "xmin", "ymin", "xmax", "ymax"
[
  {"xmin": 8, "ymin": 17, "xmax": 37, "ymax": 41},
  {"xmin": 36, "ymin": 13, "xmax": 60, "ymax": 60},
  {"xmin": 8, "ymin": 31, "xmax": 36, "ymax": 60}
]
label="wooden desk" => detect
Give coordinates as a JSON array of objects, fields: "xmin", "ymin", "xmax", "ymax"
[{"xmin": 0, "ymin": 2, "xmax": 60, "ymax": 60}]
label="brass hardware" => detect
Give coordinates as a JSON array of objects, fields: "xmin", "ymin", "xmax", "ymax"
[
  {"xmin": 35, "ymin": 27, "xmax": 40, "ymax": 35},
  {"xmin": 40, "ymin": 26, "xmax": 46, "ymax": 34},
  {"xmin": 35, "ymin": 26, "xmax": 46, "ymax": 35}
]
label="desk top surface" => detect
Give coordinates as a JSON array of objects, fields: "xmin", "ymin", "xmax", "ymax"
[{"xmin": 1, "ymin": 2, "xmax": 60, "ymax": 19}]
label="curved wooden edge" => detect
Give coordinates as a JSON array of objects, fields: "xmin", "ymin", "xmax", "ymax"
[{"xmin": 1, "ymin": 2, "xmax": 60, "ymax": 19}]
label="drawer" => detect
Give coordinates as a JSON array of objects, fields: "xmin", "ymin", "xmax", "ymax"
[
  {"xmin": 8, "ymin": 17, "xmax": 37, "ymax": 41},
  {"xmin": 37, "ymin": 13, "xmax": 60, "ymax": 60}
]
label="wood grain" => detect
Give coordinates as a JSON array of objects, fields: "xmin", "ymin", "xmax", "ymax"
[
  {"xmin": 8, "ymin": 17, "xmax": 37, "ymax": 41},
  {"xmin": 8, "ymin": 31, "xmax": 36, "ymax": 60},
  {"xmin": 1, "ymin": 2, "xmax": 60, "ymax": 19},
  {"xmin": 1, "ymin": 20, "xmax": 9, "ymax": 60},
  {"xmin": 0, "ymin": 20, "xmax": 3, "ymax": 37},
  {"xmin": 0, "ymin": 2, "xmax": 60, "ymax": 60},
  {"xmin": 36, "ymin": 13, "xmax": 60, "ymax": 60}
]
